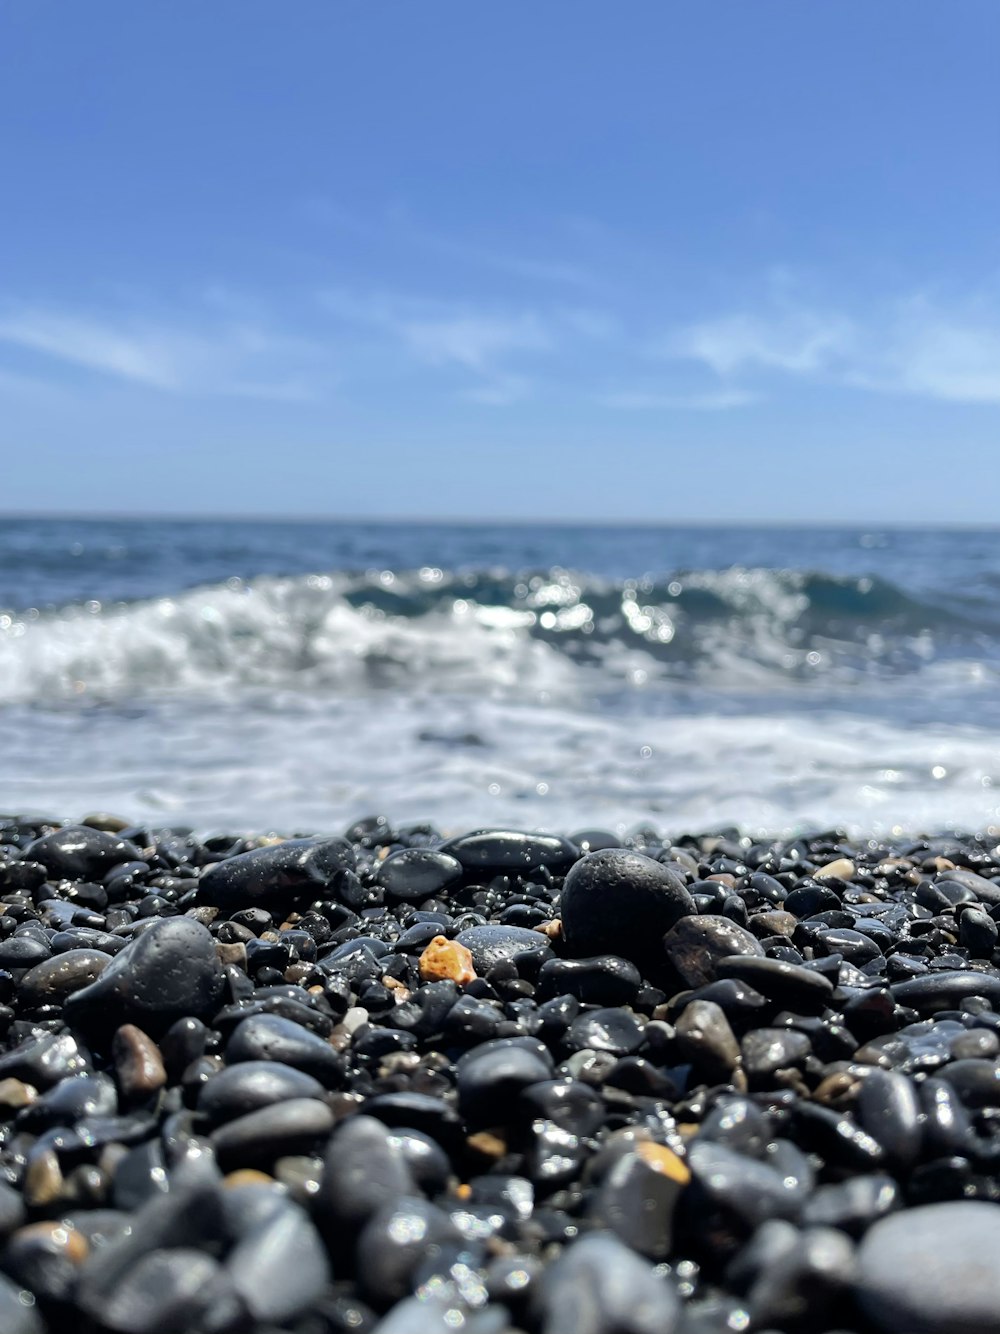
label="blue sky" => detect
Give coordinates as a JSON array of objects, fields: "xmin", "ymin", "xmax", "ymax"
[{"xmin": 2, "ymin": 2, "xmax": 999, "ymax": 521}]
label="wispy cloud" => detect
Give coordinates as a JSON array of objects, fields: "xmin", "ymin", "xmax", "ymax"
[
  {"xmin": 663, "ymin": 290, "xmax": 1000, "ymax": 405},
  {"xmin": 322, "ymin": 288, "xmax": 561, "ymax": 402},
  {"xmin": 598, "ymin": 387, "xmax": 760, "ymax": 412},
  {"xmin": 0, "ymin": 305, "xmax": 324, "ymax": 401}
]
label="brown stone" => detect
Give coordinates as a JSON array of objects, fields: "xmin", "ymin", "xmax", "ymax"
[{"xmin": 112, "ymin": 1023, "xmax": 167, "ymax": 1098}]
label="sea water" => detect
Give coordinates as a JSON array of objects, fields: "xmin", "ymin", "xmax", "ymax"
[{"xmin": 2, "ymin": 517, "xmax": 999, "ymax": 838}]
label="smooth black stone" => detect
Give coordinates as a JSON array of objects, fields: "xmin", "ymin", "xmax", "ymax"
[
  {"xmin": 18, "ymin": 1072, "xmax": 118, "ymax": 1129},
  {"xmin": 537, "ymin": 955, "xmax": 641, "ymax": 1005},
  {"xmin": 376, "ymin": 848, "xmax": 464, "ymax": 902},
  {"xmin": 746, "ymin": 1225, "xmax": 856, "ymax": 1331},
  {"xmin": 0, "ymin": 938, "xmax": 50, "ymax": 970},
  {"xmin": 2, "ymin": 1222, "xmax": 85, "ymax": 1301},
  {"xmin": 671, "ymin": 978, "xmax": 770, "ymax": 1030},
  {"xmin": 698, "ymin": 1095, "xmax": 770, "ymax": 1157},
  {"xmin": 442, "ymin": 993, "xmax": 504, "ymax": 1041},
  {"xmin": 891, "ymin": 970, "xmax": 1000, "ymax": 1012},
  {"xmin": 938, "ymin": 1058, "xmax": 1000, "ymax": 1108},
  {"xmin": 454, "ymin": 924, "xmax": 547, "ymax": 974},
  {"xmin": 76, "ymin": 1180, "xmax": 228, "ymax": 1315},
  {"xmin": 112, "ymin": 1138, "xmax": 171, "ymax": 1211},
  {"xmin": 569, "ymin": 830, "xmax": 622, "ymax": 853},
  {"xmin": 686, "ymin": 1140, "xmax": 805, "ymax": 1230},
  {"xmin": 0, "ymin": 1273, "xmax": 43, "ymax": 1334},
  {"xmin": 560, "ymin": 850, "xmax": 694, "ymax": 979},
  {"xmin": 225, "ymin": 1194, "xmax": 331, "ymax": 1322},
  {"xmin": 715, "ymin": 955, "xmax": 835, "ymax": 1012},
  {"xmin": 802, "ymin": 1173, "xmax": 900, "ymax": 1234},
  {"xmin": 0, "ymin": 1181, "xmax": 25, "ymax": 1238},
  {"xmin": 63, "ymin": 917, "xmax": 224, "ymax": 1033},
  {"xmin": 197, "ymin": 1060, "xmax": 326, "ymax": 1124},
  {"xmin": 856, "ymin": 1068, "xmax": 923, "ymax": 1169},
  {"xmin": 361, "ymin": 1093, "xmax": 462, "ymax": 1146},
  {"xmin": 318, "ymin": 1115, "xmax": 416, "ymax": 1231},
  {"xmin": 387, "ymin": 1129, "xmax": 451, "ymax": 1195},
  {"xmin": 589, "ymin": 1146, "xmax": 686, "ymax": 1258},
  {"xmin": 533, "ymin": 1231, "xmax": 680, "ymax": 1334},
  {"xmin": 662, "ymin": 914, "xmax": 764, "ymax": 988},
  {"xmin": 518, "ymin": 1078, "xmax": 605, "ymax": 1137},
  {"xmin": 783, "ymin": 883, "xmax": 842, "ymax": 915},
  {"xmin": 959, "ymin": 908, "xmax": 999, "ymax": 957},
  {"xmin": 793, "ymin": 1103, "xmax": 886, "ymax": 1170},
  {"xmin": 356, "ymin": 1196, "xmax": 461, "ymax": 1307},
  {"xmin": 26, "ymin": 826, "xmax": 143, "ymax": 880},
  {"xmin": 857, "ymin": 1200, "xmax": 1000, "ymax": 1333},
  {"xmin": 740, "ymin": 1027, "xmax": 811, "ymax": 1082},
  {"xmin": 225, "ymin": 1014, "xmax": 345, "ymax": 1085},
  {"xmin": 0, "ymin": 860, "xmax": 46, "ymax": 892},
  {"xmin": 439, "ymin": 829, "xmax": 579, "ymax": 875},
  {"xmin": 211, "ymin": 1097, "xmax": 335, "ymax": 1165},
  {"xmin": 17, "ymin": 949, "xmax": 111, "ymax": 1008},
  {"xmin": 563, "ymin": 1006, "xmax": 645, "ymax": 1056},
  {"xmin": 198, "ymin": 836, "xmax": 356, "ymax": 910},
  {"xmin": 942, "ymin": 868, "xmax": 1000, "ymax": 905},
  {"xmin": 820, "ymin": 926, "xmax": 883, "ymax": 965},
  {"xmin": 213, "ymin": 993, "xmax": 333, "ymax": 1038},
  {"xmin": 99, "ymin": 1247, "xmax": 240, "ymax": 1334},
  {"xmin": 457, "ymin": 1037, "xmax": 553, "ymax": 1124},
  {"xmin": 0, "ymin": 1031, "xmax": 91, "ymax": 1088}
]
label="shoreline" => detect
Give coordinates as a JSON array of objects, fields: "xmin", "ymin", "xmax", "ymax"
[{"xmin": 0, "ymin": 812, "xmax": 997, "ymax": 1332}]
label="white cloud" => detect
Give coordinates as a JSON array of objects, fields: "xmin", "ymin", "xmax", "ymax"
[
  {"xmin": 664, "ymin": 292, "xmax": 1000, "ymax": 405},
  {"xmin": 0, "ymin": 305, "xmax": 324, "ymax": 401}
]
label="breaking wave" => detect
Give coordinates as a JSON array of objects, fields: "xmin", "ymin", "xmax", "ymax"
[{"xmin": 0, "ymin": 565, "xmax": 995, "ymax": 704}]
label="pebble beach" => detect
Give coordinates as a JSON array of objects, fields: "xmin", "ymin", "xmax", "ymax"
[{"xmin": 0, "ymin": 812, "xmax": 1000, "ymax": 1332}]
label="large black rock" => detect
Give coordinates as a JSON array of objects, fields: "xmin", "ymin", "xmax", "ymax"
[
  {"xmin": 560, "ymin": 849, "xmax": 694, "ymax": 980},
  {"xmin": 64, "ymin": 918, "xmax": 224, "ymax": 1034},
  {"xmin": 197, "ymin": 837, "xmax": 356, "ymax": 911}
]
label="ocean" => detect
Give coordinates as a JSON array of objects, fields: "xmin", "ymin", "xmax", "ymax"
[{"xmin": 1, "ymin": 517, "xmax": 999, "ymax": 839}]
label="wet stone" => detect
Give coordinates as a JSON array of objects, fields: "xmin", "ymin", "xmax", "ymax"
[
  {"xmin": 64, "ymin": 917, "xmax": 225, "ymax": 1034},
  {"xmin": 740, "ymin": 1027, "xmax": 811, "ymax": 1084},
  {"xmin": 198, "ymin": 835, "xmax": 356, "ymax": 911},
  {"xmin": 457, "ymin": 1037, "xmax": 553, "ymax": 1124},
  {"xmin": 17, "ymin": 950, "xmax": 110, "ymax": 1009},
  {"xmin": 537, "ymin": 954, "xmax": 641, "ymax": 1005},
  {"xmin": 856, "ymin": 1200, "xmax": 1000, "ymax": 1333},
  {"xmin": 26, "ymin": 826, "xmax": 143, "ymax": 881},
  {"xmin": 533, "ymin": 1231, "xmax": 680, "ymax": 1334},
  {"xmin": 564, "ymin": 1006, "xmax": 645, "ymax": 1056},
  {"xmin": 454, "ymin": 924, "xmax": 548, "ymax": 975},
  {"xmin": 377, "ymin": 848, "xmax": 464, "ymax": 902},
  {"xmin": 225, "ymin": 1012, "xmax": 345, "ymax": 1084},
  {"xmin": 198, "ymin": 1060, "xmax": 326, "ymax": 1124},
  {"xmin": 676, "ymin": 1000, "xmax": 743, "ymax": 1083},
  {"xmin": 210, "ymin": 1097, "xmax": 335, "ymax": 1166},
  {"xmin": 662, "ymin": 914, "xmax": 764, "ymax": 988},
  {"xmin": 225, "ymin": 1192, "xmax": 331, "ymax": 1323},
  {"xmin": 112, "ymin": 1024, "xmax": 167, "ymax": 1099},
  {"xmin": 440, "ymin": 829, "xmax": 579, "ymax": 875},
  {"xmin": 715, "ymin": 955, "xmax": 836, "ymax": 1012}
]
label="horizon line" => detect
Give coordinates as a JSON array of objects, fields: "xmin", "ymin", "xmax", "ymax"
[{"xmin": 1, "ymin": 510, "xmax": 999, "ymax": 532}]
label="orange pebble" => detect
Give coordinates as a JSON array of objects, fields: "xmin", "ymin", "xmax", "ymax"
[
  {"xmin": 636, "ymin": 1141, "xmax": 691, "ymax": 1185},
  {"xmin": 418, "ymin": 935, "xmax": 476, "ymax": 985}
]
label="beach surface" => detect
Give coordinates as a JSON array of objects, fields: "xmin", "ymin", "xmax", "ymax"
[{"xmin": 0, "ymin": 811, "xmax": 998, "ymax": 1331}]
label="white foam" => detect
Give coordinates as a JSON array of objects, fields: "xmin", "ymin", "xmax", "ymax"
[{"xmin": 4, "ymin": 689, "xmax": 1000, "ymax": 839}]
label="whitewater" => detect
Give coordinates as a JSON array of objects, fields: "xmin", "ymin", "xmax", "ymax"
[{"xmin": 2, "ymin": 518, "xmax": 999, "ymax": 837}]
